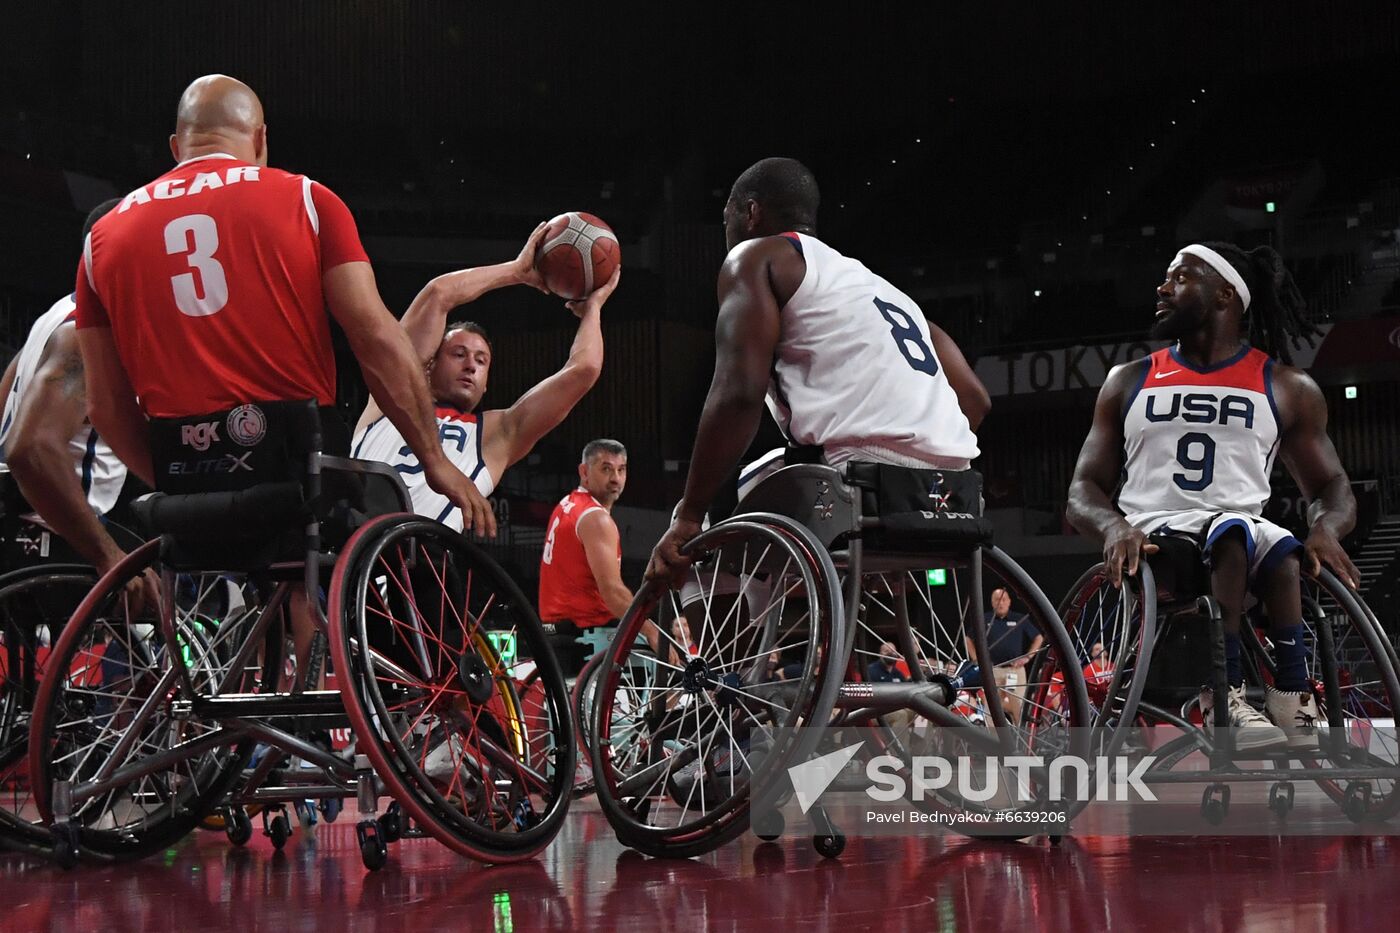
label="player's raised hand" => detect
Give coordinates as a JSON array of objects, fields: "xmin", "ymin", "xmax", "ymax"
[
  {"xmin": 423, "ymin": 457, "xmax": 498, "ymax": 537},
  {"xmin": 1102, "ymin": 521, "xmax": 1157, "ymax": 588},
  {"xmin": 1304, "ymin": 526, "xmax": 1360, "ymax": 590},
  {"xmin": 511, "ymin": 221, "xmax": 551, "ymax": 293},
  {"xmin": 565, "ymin": 266, "xmax": 621, "ymax": 319}
]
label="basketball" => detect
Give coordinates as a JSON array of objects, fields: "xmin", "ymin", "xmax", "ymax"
[{"xmin": 534, "ymin": 212, "xmax": 620, "ymax": 300}]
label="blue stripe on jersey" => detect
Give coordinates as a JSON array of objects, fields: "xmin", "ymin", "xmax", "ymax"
[
  {"xmin": 435, "ymin": 501, "xmax": 456, "ymax": 524},
  {"xmin": 1262, "ymin": 359, "xmax": 1282, "ymax": 428},
  {"xmin": 470, "ymin": 412, "xmax": 485, "ymax": 480},
  {"xmin": 780, "ymin": 232, "xmax": 804, "ymax": 256},
  {"xmin": 351, "ymin": 416, "xmax": 385, "ymax": 458},
  {"xmin": 1168, "ymin": 343, "xmax": 1251, "ymax": 374},
  {"xmin": 81, "ymin": 429, "xmax": 98, "ymax": 494}
]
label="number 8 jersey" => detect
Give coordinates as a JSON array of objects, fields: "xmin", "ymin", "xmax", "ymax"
[
  {"xmin": 74, "ymin": 153, "xmax": 369, "ymax": 419},
  {"xmin": 1117, "ymin": 346, "xmax": 1281, "ymax": 517},
  {"xmin": 765, "ymin": 233, "xmax": 978, "ymax": 467}
]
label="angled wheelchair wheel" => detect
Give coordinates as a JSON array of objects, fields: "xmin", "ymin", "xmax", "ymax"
[
  {"xmin": 1055, "ymin": 562, "xmax": 1157, "ymax": 758},
  {"xmin": 1287, "ymin": 569, "xmax": 1400, "ymax": 821},
  {"xmin": 589, "ymin": 516, "xmax": 843, "ymax": 859},
  {"xmin": 858, "ymin": 546, "xmax": 1092, "ymax": 830},
  {"xmin": 0, "ymin": 564, "xmax": 97, "ymax": 849},
  {"xmin": 27, "ymin": 542, "xmax": 280, "ymax": 860},
  {"xmin": 328, "ymin": 515, "xmax": 575, "ymax": 863},
  {"xmin": 573, "ymin": 644, "xmax": 665, "ymax": 793}
]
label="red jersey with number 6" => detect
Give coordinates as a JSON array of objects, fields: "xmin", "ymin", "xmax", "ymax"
[
  {"xmin": 74, "ymin": 153, "xmax": 369, "ymax": 418},
  {"xmin": 539, "ymin": 488, "xmax": 619, "ymax": 629}
]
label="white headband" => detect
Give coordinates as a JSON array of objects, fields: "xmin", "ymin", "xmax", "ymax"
[{"xmin": 1174, "ymin": 244, "xmax": 1251, "ymax": 312}]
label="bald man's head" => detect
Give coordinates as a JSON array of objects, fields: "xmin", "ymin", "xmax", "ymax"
[{"xmin": 169, "ymin": 75, "xmax": 268, "ymax": 166}]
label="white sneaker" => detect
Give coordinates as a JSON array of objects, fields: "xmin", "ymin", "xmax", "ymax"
[
  {"xmin": 1264, "ymin": 686, "xmax": 1322, "ymax": 750},
  {"xmin": 1199, "ymin": 685, "xmax": 1287, "ymax": 751}
]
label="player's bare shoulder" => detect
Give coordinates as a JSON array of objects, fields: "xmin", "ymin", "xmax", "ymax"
[
  {"xmin": 718, "ymin": 235, "xmax": 806, "ymax": 306},
  {"xmin": 1099, "ymin": 356, "xmax": 1151, "ymax": 407},
  {"xmin": 1269, "ymin": 361, "xmax": 1326, "ymax": 430}
]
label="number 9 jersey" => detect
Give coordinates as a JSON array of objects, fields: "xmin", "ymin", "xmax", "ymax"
[
  {"xmin": 1117, "ymin": 346, "xmax": 1281, "ymax": 517},
  {"xmin": 765, "ymin": 233, "xmax": 978, "ymax": 468},
  {"xmin": 73, "ymin": 153, "xmax": 369, "ymax": 419}
]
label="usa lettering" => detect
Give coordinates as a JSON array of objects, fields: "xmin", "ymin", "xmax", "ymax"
[
  {"xmin": 1144, "ymin": 392, "xmax": 1254, "ymax": 428},
  {"xmin": 119, "ymin": 166, "xmax": 261, "ymax": 213}
]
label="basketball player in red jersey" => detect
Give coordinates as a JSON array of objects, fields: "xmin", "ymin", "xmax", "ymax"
[
  {"xmin": 74, "ymin": 74, "xmax": 492, "ymax": 534},
  {"xmin": 1067, "ymin": 242, "xmax": 1359, "ymax": 747},
  {"xmin": 539, "ymin": 439, "xmax": 631, "ymax": 673},
  {"xmin": 75, "ymin": 74, "xmax": 495, "ymax": 676}
]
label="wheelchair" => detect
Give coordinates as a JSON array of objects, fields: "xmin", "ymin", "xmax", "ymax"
[
  {"xmin": 0, "ymin": 469, "xmax": 149, "ymax": 854},
  {"xmin": 23, "ymin": 400, "xmax": 574, "ymax": 869},
  {"xmin": 1058, "ymin": 534, "xmax": 1400, "ymax": 825},
  {"xmin": 585, "ymin": 459, "xmax": 1092, "ymax": 859}
]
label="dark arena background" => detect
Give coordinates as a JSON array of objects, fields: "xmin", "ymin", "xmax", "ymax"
[{"xmin": 1, "ymin": 4, "xmax": 1399, "ymax": 931}]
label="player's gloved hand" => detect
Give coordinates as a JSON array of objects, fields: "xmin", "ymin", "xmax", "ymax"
[
  {"xmin": 646, "ymin": 515, "xmax": 703, "ymax": 587},
  {"xmin": 1103, "ymin": 521, "xmax": 1158, "ymax": 589},
  {"xmin": 564, "ymin": 266, "xmax": 621, "ymax": 319},
  {"xmin": 424, "ymin": 457, "xmax": 497, "ymax": 537},
  {"xmin": 1303, "ymin": 526, "xmax": 1359, "ymax": 590},
  {"xmin": 512, "ymin": 221, "xmax": 552, "ymax": 293}
]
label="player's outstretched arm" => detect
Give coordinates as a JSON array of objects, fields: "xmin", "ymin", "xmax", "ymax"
[
  {"xmin": 355, "ymin": 223, "xmax": 550, "ymax": 435},
  {"xmin": 647, "ymin": 238, "xmax": 797, "ymax": 583},
  {"xmin": 481, "ymin": 266, "xmax": 619, "ymax": 478},
  {"xmin": 1276, "ymin": 366, "xmax": 1359, "ymax": 588},
  {"xmin": 929, "ymin": 322, "xmax": 991, "ymax": 430},
  {"xmin": 325, "ymin": 261, "xmax": 496, "ymax": 535},
  {"xmin": 1065, "ymin": 359, "xmax": 1155, "ymax": 587},
  {"xmin": 77, "ymin": 327, "xmax": 154, "ymax": 488},
  {"xmin": 8, "ymin": 326, "xmax": 129, "ymax": 572}
]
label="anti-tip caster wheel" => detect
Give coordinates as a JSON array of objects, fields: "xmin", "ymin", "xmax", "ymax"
[
  {"xmin": 814, "ymin": 833, "xmax": 846, "ymax": 860},
  {"xmin": 226, "ymin": 808, "xmax": 254, "ymax": 846}
]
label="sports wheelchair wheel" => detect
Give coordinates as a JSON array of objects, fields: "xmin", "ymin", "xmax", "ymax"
[
  {"xmin": 328, "ymin": 515, "xmax": 574, "ymax": 863},
  {"xmin": 857, "ymin": 546, "xmax": 1093, "ymax": 829},
  {"xmin": 573, "ymin": 636, "xmax": 673, "ymax": 785},
  {"xmin": 589, "ymin": 515, "xmax": 843, "ymax": 859},
  {"xmin": 1287, "ymin": 568, "xmax": 1400, "ymax": 821},
  {"xmin": 0, "ymin": 564, "xmax": 97, "ymax": 848},
  {"xmin": 1056, "ymin": 562, "xmax": 1156, "ymax": 759},
  {"xmin": 27, "ymin": 541, "xmax": 281, "ymax": 860}
]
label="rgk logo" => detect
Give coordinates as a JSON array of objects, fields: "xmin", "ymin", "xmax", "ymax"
[{"xmin": 181, "ymin": 421, "xmax": 221, "ymax": 452}]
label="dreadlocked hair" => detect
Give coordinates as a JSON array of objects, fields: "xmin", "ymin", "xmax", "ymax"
[{"xmin": 1199, "ymin": 241, "xmax": 1320, "ymax": 365}]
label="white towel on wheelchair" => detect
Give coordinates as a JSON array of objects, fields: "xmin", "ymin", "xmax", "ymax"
[{"xmin": 1125, "ymin": 508, "xmax": 1303, "ymax": 581}]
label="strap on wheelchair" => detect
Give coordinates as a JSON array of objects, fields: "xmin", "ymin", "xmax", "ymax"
[{"xmin": 846, "ymin": 462, "xmax": 995, "ymax": 548}]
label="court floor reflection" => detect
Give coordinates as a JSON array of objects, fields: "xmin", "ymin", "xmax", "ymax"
[{"xmin": 2, "ymin": 800, "xmax": 1398, "ymax": 932}]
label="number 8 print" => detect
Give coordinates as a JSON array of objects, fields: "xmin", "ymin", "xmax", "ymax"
[
  {"xmin": 164, "ymin": 214, "xmax": 229, "ymax": 317},
  {"xmin": 873, "ymin": 297, "xmax": 940, "ymax": 376}
]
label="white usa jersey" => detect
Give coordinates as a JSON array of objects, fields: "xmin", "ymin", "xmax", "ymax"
[
  {"xmin": 351, "ymin": 405, "xmax": 495, "ymax": 531},
  {"xmin": 0, "ymin": 294, "xmax": 127, "ymax": 515},
  {"xmin": 764, "ymin": 233, "xmax": 978, "ymax": 467},
  {"xmin": 1117, "ymin": 346, "xmax": 1281, "ymax": 517}
]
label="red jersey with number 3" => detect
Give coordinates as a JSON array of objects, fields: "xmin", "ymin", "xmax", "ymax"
[
  {"xmin": 538, "ymin": 488, "xmax": 619, "ymax": 629},
  {"xmin": 74, "ymin": 153, "xmax": 369, "ymax": 418}
]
